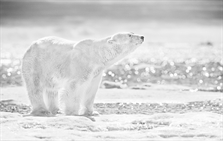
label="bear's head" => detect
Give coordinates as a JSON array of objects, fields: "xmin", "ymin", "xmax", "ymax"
[
  {"xmin": 107, "ymin": 32, "xmax": 144, "ymax": 53},
  {"xmin": 108, "ymin": 32, "xmax": 144, "ymax": 45},
  {"xmin": 107, "ymin": 32, "xmax": 144, "ymax": 55},
  {"xmin": 102, "ymin": 32, "xmax": 144, "ymax": 66}
]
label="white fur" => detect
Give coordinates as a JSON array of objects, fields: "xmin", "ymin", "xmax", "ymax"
[{"xmin": 22, "ymin": 32, "xmax": 144, "ymax": 116}]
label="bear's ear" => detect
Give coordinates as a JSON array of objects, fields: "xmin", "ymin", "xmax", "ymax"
[{"xmin": 107, "ymin": 39, "xmax": 115, "ymax": 44}]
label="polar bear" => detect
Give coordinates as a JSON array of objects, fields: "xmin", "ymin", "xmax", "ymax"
[{"xmin": 22, "ymin": 32, "xmax": 144, "ymax": 116}]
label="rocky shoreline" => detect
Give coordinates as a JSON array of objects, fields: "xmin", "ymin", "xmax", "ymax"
[{"xmin": 1, "ymin": 99, "xmax": 222, "ymax": 115}]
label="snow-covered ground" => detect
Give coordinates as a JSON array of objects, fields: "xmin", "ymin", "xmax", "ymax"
[
  {"xmin": 1, "ymin": 86, "xmax": 223, "ymax": 140},
  {"xmin": 1, "ymin": 85, "xmax": 222, "ymax": 104},
  {"xmin": 1, "ymin": 112, "xmax": 222, "ymax": 141}
]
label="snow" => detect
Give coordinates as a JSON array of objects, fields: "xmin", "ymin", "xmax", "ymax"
[
  {"xmin": 1, "ymin": 85, "xmax": 222, "ymax": 104},
  {"xmin": 0, "ymin": 86, "xmax": 222, "ymax": 140},
  {"xmin": 1, "ymin": 112, "xmax": 222, "ymax": 140}
]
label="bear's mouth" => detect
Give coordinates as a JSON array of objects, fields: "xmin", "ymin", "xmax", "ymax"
[{"xmin": 137, "ymin": 40, "xmax": 143, "ymax": 45}]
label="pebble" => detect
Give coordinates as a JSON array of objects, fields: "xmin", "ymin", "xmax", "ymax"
[{"xmin": 0, "ymin": 99, "xmax": 222, "ymax": 115}]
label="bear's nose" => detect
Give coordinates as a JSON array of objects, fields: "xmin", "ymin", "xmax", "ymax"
[{"xmin": 140, "ymin": 36, "xmax": 144, "ymax": 41}]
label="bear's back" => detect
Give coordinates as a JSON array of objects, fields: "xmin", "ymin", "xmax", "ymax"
[{"xmin": 32, "ymin": 36, "xmax": 75, "ymax": 51}]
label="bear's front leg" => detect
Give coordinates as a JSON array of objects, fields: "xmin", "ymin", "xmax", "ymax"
[
  {"xmin": 80, "ymin": 73, "xmax": 102, "ymax": 116},
  {"xmin": 61, "ymin": 81, "xmax": 83, "ymax": 115}
]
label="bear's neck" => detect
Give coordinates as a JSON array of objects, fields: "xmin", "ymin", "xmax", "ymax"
[{"xmin": 97, "ymin": 37, "xmax": 126, "ymax": 68}]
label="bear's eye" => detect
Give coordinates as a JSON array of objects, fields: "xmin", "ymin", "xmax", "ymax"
[{"xmin": 128, "ymin": 34, "xmax": 132, "ymax": 37}]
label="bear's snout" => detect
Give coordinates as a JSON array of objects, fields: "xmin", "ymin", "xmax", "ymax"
[{"xmin": 140, "ymin": 36, "xmax": 144, "ymax": 41}]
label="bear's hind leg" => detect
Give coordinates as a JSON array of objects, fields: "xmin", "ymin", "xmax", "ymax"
[
  {"xmin": 23, "ymin": 74, "xmax": 51, "ymax": 117},
  {"xmin": 44, "ymin": 88, "xmax": 59, "ymax": 115}
]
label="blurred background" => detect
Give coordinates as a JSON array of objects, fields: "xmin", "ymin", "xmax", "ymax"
[{"xmin": 1, "ymin": 0, "xmax": 222, "ymax": 91}]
